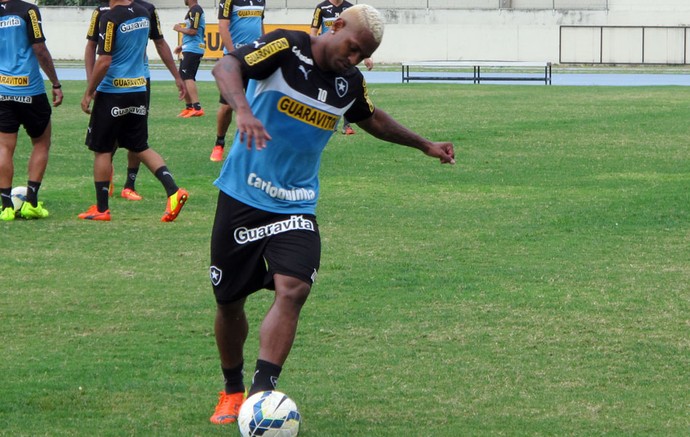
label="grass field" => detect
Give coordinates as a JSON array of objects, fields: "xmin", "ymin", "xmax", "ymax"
[{"xmin": 1, "ymin": 81, "xmax": 689, "ymax": 436}]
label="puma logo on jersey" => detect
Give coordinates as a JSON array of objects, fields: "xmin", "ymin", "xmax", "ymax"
[{"xmin": 298, "ymin": 65, "xmax": 311, "ymax": 80}]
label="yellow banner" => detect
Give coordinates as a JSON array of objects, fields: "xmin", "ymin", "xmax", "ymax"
[{"xmin": 177, "ymin": 23, "xmax": 311, "ymax": 60}]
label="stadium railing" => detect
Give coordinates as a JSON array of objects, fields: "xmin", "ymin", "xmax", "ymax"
[{"xmin": 401, "ymin": 61, "xmax": 552, "ymax": 85}]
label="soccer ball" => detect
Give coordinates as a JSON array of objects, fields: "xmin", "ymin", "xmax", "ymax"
[
  {"xmin": 11, "ymin": 186, "xmax": 28, "ymax": 212},
  {"xmin": 238, "ymin": 391, "xmax": 301, "ymax": 437}
]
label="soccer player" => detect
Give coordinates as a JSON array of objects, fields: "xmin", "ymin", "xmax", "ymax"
[
  {"xmin": 84, "ymin": 0, "xmax": 186, "ymax": 202},
  {"xmin": 210, "ymin": 0, "xmax": 265, "ymax": 162},
  {"xmin": 0, "ymin": 0, "xmax": 63, "ymax": 221},
  {"xmin": 208, "ymin": 4, "xmax": 455, "ymax": 424},
  {"xmin": 80, "ymin": 0, "xmax": 188, "ymax": 222},
  {"xmin": 310, "ymin": 0, "xmax": 374, "ymax": 135},
  {"xmin": 173, "ymin": 0, "xmax": 206, "ymax": 118}
]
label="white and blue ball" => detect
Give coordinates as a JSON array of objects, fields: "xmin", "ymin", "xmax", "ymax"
[
  {"xmin": 238, "ymin": 391, "xmax": 301, "ymax": 437},
  {"xmin": 11, "ymin": 186, "xmax": 28, "ymax": 212}
]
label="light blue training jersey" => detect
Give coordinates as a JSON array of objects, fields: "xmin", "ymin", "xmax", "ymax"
[
  {"xmin": 0, "ymin": 0, "xmax": 47, "ymax": 96},
  {"xmin": 182, "ymin": 3, "xmax": 206, "ymax": 54},
  {"xmin": 218, "ymin": 0, "xmax": 264, "ymax": 53},
  {"xmin": 214, "ymin": 30, "xmax": 376, "ymax": 215},
  {"xmin": 96, "ymin": 3, "xmax": 150, "ymax": 94}
]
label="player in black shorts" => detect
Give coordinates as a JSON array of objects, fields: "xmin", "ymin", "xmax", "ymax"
[
  {"xmin": 208, "ymin": 5, "xmax": 455, "ymax": 425},
  {"xmin": 0, "ymin": 0, "xmax": 63, "ymax": 222},
  {"xmin": 79, "ymin": 0, "xmax": 188, "ymax": 222},
  {"xmin": 173, "ymin": 0, "xmax": 206, "ymax": 118},
  {"xmin": 84, "ymin": 0, "xmax": 186, "ymax": 202}
]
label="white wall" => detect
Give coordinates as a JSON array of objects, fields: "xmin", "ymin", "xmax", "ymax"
[{"xmin": 38, "ymin": 1, "xmax": 690, "ymax": 63}]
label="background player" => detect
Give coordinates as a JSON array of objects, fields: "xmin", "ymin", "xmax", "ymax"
[
  {"xmin": 84, "ymin": 0, "xmax": 186, "ymax": 201},
  {"xmin": 80, "ymin": 0, "xmax": 188, "ymax": 222},
  {"xmin": 173, "ymin": 0, "xmax": 206, "ymax": 118},
  {"xmin": 210, "ymin": 0, "xmax": 265, "ymax": 162},
  {"xmin": 0, "ymin": 0, "xmax": 63, "ymax": 221}
]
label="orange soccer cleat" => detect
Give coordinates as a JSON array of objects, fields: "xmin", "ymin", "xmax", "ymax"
[
  {"xmin": 210, "ymin": 391, "xmax": 245, "ymax": 424},
  {"xmin": 161, "ymin": 188, "xmax": 188, "ymax": 222},
  {"xmin": 78, "ymin": 205, "xmax": 111, "ymax": 221},
  {"xmin": 177, "ymin": 108, "xmax": 194, "ymax": 118},
  {"xmin": 210, "ymin": 145, "xmax": 224, "ymax": 162},
  {"xmin": 120, "ymin": 188, "xmax": 143, "ymax": 201}
]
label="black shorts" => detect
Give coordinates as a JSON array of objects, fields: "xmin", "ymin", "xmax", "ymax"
[
  {"xmin": 85, "ymin": 91, "xmax": 149, "ymax": 154},
  {"xmin": 210, "ymin": 191, "xmax": 321, "ymax": 304},
  {"xmin": 179, "ymin": 52, "xmax": 203, "ymax": 81},
  {"xmin": 0, "ymin": 93, "xmax": 51, "ymax": 138}
]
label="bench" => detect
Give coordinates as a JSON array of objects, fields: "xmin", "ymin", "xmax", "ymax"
[{"xmin": 401, "ymin": 61, "xmax": 552, "ymax": 85}]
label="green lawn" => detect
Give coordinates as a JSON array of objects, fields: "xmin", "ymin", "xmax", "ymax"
[{"xmin": 1, "ymin": 81, "xmax": 688, "ymax": 436}]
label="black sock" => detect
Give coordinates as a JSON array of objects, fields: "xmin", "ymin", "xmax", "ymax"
[
  {"xmin": 0, "ymin": 188, "xmax": 12, "ymax": 209},
  {"xmin": 216, "ymin": 136, "xmax": 225, "ymax": 147},
  {"xmin": 186, "ymin": 102, "xmax": 193, "ymax": 109},
  {"xmin": 222, "ymin": 362, "xmax": 245, "ymax": 394},
  {"xmin": 249, "ymin": 359, "xmax": 282, "ymax": 396},
  {"xmin": 124, "ymin": 167, "xmax": 139, "ymax": 190},
  {"xmin": 154, "ymin": 166, "xmax": 178, "ymax": 197},
  {"xmin": 95, "ymin": 181, "xmax": 110, "ymax": 212},
  {"xmin": 193, "ymin": 102, "xmax": 201, "ymax": 110},
  {"xmin": 26, "ymin": 180, "xmax": 41, "ymax": 207}
]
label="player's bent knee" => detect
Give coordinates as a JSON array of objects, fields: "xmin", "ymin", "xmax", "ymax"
[{"xmin": 274, "ymin": 277, "xmax": 311, "ymax": 307}]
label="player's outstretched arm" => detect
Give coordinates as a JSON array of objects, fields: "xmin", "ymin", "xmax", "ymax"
[{"xmin": 357, "ymin": 109, "xmax": 456, "ymax": 165}]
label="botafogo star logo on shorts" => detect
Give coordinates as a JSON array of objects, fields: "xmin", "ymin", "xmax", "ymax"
[{"xmin": 210, "ymin": 266, "xmax": 222, "ymax": 286}]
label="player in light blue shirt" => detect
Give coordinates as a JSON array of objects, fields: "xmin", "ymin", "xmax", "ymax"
[
  {"xmin": 208, "ymin": 5, "xmax": 455, "ymax": 425},
  {"xmin": 173, "ymin": 0, "xmax": 206, "ymax": 117},
  {"xmin": 0, "ymin": 0, "xmax": 62, "ymax": 221},
  {"xmin": 79, "ymin": 0, "xmax": 188, "ymax": 222},
  {"xmin": 210, "ymin": 0, "xmax": 265, "ymax": 162}
]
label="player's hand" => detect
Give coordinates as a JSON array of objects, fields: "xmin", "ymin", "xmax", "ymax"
[
  {"xmin": 235, "ymin": 110, "xmax": 272, "ymax": 151},
  {"xmin": 81, "ymin": 92, "xmax": 93, "ymax": 114},
  {"xmin": 52, "ymin": 88, "xmax": 63, "ymax": 107},
  {"xmin": 173, "ymin": 24, "xmax": 183, "ymax": 33},
  {"xmin": 426, "ymin": 141, "xmax": 456, "ymax": 165},
  {"xmin": 173, "ymin": 45, "xmax": 182, "ymax": 55},
  {"xmin": 175, "ymin": 78, "xmax": 187, "ymax": 101}
]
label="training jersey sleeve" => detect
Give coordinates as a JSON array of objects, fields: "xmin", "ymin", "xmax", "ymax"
[
  {"xmin": 86, "ymin": 8, "xmax": 103, "ymax": 41},
  {"xmin": 148, "ymin": 7, "xmax": 164, "ymax": 40},
  {"xmin": 188, "ymin": 4, "xmax": 203, "ymax": 31},
  {"xmin": 24, "ymin": 4, "xmax": 46, "ymax": 44},
  {"xmin": 310, "ymin": 6, "xmax": 323, "ymax": 31},
  {"xmin": 342, "ymin": 76, "xmax": 375, "ymax": 124},
  {"xmin": 96, "ymin": 16, "xmax": 117, "ymax": 56},
  {"xmin": 218, "ymin": 0, "xmax": 232, "ymax": 20}
]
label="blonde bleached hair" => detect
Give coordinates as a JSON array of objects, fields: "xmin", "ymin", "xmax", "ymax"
[{"xmin": 341, "ymin": 4, "xmax": 385, "ymax": 44}]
